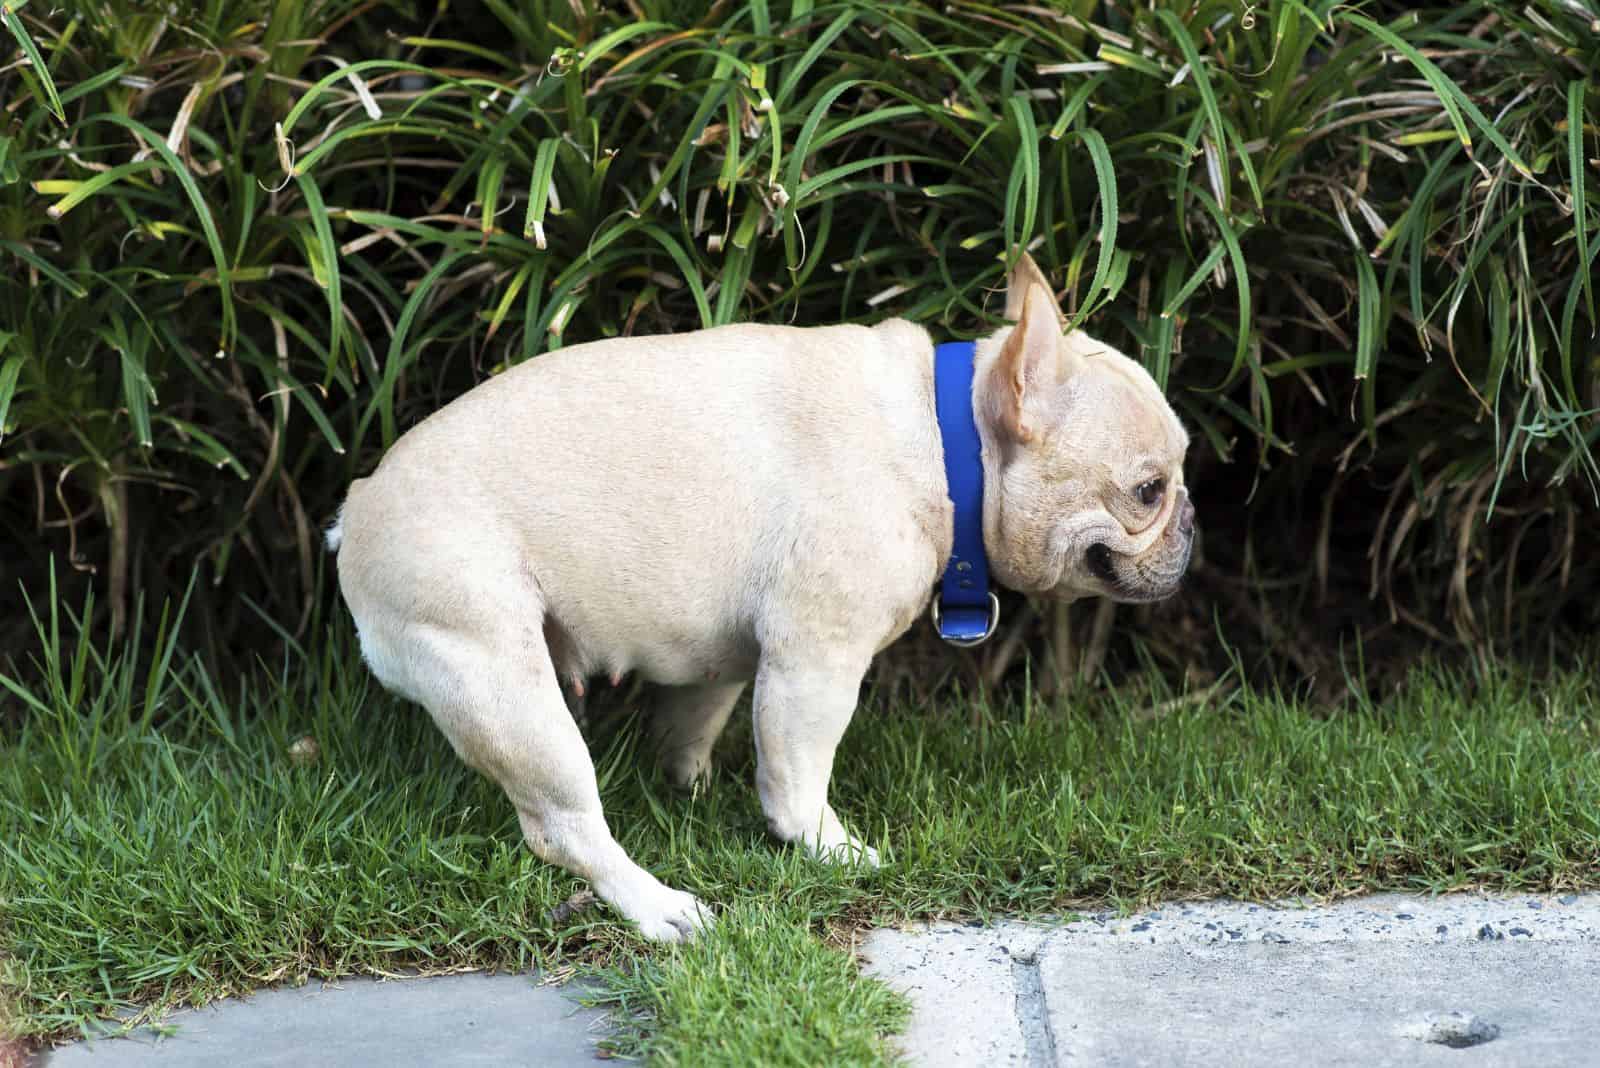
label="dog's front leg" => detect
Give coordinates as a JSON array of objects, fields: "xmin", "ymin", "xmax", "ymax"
[{"xmin": 752, "ymin": 654, "xmax": 879, "ymax": 866}]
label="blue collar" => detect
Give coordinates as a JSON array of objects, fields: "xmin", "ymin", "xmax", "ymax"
[{"xmin": 931, "ymin": 340, "xmax": 999, "ymax": 645}]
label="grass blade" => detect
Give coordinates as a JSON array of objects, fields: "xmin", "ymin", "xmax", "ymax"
[
  {"xmin": 1342, "ymin": 12, "xmax": 1532, "ymax": 177},
  {"xmin": 1, "ymin": 238, "xmax": 86, "ymax": 297},
  {"xmin": 2, "ymin": 1, "xmax": 64, "ymax": 123},
  {"xmin": 1354, "ymin": 247, "xmax": 1380, "ymax": 436},
  {"xmin": 1567, "ymin": 79, "xmax": 1592, "ymax": 329},
  {"xmin": 294, "ymin": 172, "xmax": 345, "ymax": 372},
  {"xmin": 1065, "ymin": 127, "xmax": 1118, "ymax": 330},
  {"xmin": 88, "ymin": 114, "xmax": 238, "ymax": 350},
  {"xmin": 0, "ymin": 342, "xmax": 20, "ymax": 442},
  {"xmin": 1156, "ymin": 9, "xmax": 1230, "ymax": 210},
  {"xmin": 1006, "ymin": 94, "xmax": 1041, "ymax": 253},
  {"xmin": 523, "ymin": 138, "xmax": 561, "ymax": 248}
]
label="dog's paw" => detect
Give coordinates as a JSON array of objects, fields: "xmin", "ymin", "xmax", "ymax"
[
  {"xmin": 770, "ymin": 804, "xmax": 883, "ymax": 868},
  {"xmin": 806, "ymin": 833, "xmax": 881, "ymax": 869},
  {"xmin": 614, "ymin": 880, "xmax": 714, "ymax": 943},
  {"xmin": 661, "ymin": 749, "xmax": 711, "ymax": 791}
]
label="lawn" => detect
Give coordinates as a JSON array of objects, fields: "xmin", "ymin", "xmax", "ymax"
[{"xmin": 2, "ymin": 595, "xmax": 1598, "ymax": 1065}]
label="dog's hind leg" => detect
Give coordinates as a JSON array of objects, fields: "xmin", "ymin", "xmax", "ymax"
[
  {"xmin": 378, "ymin": 616, "xmax": 713, "ymax": 942},
  {"xmin": 649, "ymin": 681, "xmax": 746, "ymax": 787}
]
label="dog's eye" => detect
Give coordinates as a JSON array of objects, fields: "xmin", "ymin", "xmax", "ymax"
[{"xmin": 1137, "ymin": 478, "xmax": 1165, "ymax": 507}]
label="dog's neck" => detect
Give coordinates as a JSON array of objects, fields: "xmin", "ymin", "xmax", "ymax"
[{"xmin": 969, "ymin": 330, "xmax": 1016, "ymax": 589}]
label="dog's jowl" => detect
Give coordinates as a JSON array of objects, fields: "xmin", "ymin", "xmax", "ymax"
[{"xmin": 327, "ymin": 253, "xmax": 1195, "ymax": 941}]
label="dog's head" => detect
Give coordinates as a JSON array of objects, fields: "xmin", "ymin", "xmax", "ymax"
[{"xmin": 976, "ymin": 253, "xmax": 1195, "ymax": 604}]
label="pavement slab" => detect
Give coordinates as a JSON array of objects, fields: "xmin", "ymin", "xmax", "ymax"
[
  {"xmin": 31, "ymin": 893, "xmax": 1600, "ymax": 1065},
  {"xmin": 36, "ymin": 972, "xmax": 608, "ymax": 1068},
  {"xmin": 862, "ymin": 892, "xmax": 1600, "ymax": 1067}
]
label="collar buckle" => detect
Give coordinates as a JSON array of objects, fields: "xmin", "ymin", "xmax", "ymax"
[{"xmin": 930, "ymin": 590, "xmax": 1001, "ymax": 647}]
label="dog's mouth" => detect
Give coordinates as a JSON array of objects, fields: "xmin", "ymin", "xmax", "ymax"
[{"xmin": 1088, "ymin": 521, "xmax": 1195, "ymax": 604}]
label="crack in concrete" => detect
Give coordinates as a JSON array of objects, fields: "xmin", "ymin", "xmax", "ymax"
[{"xmin": 1011, "ymin": 951, "xmax": 1058, "ymax": 1067}]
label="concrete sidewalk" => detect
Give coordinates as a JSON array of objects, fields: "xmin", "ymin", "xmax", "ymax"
[
  {"xmin": 37, "ymin": 972, "xmax": 609, "ymax": 1067},
  {"xmin": 862, "ymin": 892, "xmax": 1600, "ymax": 1067},
  {"xmin": 34, "ymin": 893, "xmax": 1600, "ymax": 1066}
]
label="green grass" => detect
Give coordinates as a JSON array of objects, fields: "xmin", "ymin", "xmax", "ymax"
[{"xmin": 3, "ymin": 595, "xmax": 1599, "ymax": 1063}]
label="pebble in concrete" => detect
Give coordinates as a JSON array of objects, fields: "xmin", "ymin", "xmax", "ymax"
[
  {"xmin": 862, "ymin": 893, "xmax": 1600, "ymax": 1067},
  {"xmin": 38, "ymin": 972, "xmax": 608, "ymax": 1068}
]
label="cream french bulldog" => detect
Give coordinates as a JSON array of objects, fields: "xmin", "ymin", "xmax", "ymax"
[{"xmin": 327, "ymin": 252, "xmax": 1194, "ymax": 941}]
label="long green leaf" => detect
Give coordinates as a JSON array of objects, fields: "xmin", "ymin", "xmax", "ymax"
[
  {"xmin": 87, "ymin": 114, "xmax": 237, "ymax": 349},
  {"xmin": 294, "ymin": 172, "xmax": 345, "ymax": 373},
  {"xmin": 1568, "ymin": 80, "xmax": 1593, "ymax": 329},
  {"xmin": 0, "ymin": 239, "xmax": 85, "ymax": 297},
  {"xmin": 363, "ymin": 250, "xmax": 471, "ymax": 449},
  {"xmin": 1191, "ymin": 188, "xmax": 1252, "ymax": 387},
  {"xmin": 1160, "ymin": 242, "xmax": 1228, "ymax": 319},
  {"xmin": 0, "ymin": 343, "xmax": 21, "ymax": 442},
  {"xmin": 1342, "ymin": 12, "xmax": 1531, "ymax": 177},
  {"xmin": 1006, "ymin": 94, "xmax": 1040, "ymax": 254},
  {"xmin": 38, "ymin": 159, "xmax": 163, "ymax": 218},
  {"xmin": 2, "ymin": 1, "xmax": 64, "ymax": 122},
  {"xmin": 524, "ymin": 137, "xmax": 562, "ymax": 246},
  {"xmin": 1354, "ymin": 248, "xmax": 1380, "ymax": 385},
  {"xmin": 1065, "ymin": 127, "xmax": 1118, "ymax": 331},
  {"xmin": 102, "ymin": 323, "xmax": 155, "ymax": 449},
  {"xmin": 576, "ymin": 22, "xmax": 674, "ymax": 72},
  {"xmin": 638, "ymin": 223, "xmax": 713, "ymax": 330},
  {"xmin": 775, "ymin": 9, "xmax": 858, "ymax": 109},
  {"xmin": 1156, "ymin": 9, "xmax": 1230, "ymax": 210},
  {"xmin": 280, "ymin": 59, "xmax": 436, "ymax": 134}
]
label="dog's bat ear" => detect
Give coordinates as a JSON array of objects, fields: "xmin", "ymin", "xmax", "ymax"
[
  {"xmin": 993, "ymin": 281, "xmax": 1072, "ymax": 445},
  {"xmin": 1003, "ymin": 251, "xmax": 1067, "ymax": 328}
]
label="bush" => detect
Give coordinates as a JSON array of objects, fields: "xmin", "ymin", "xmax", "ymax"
[{"xmin": 1, "ymin": 0, "xmax": 1596, "ymax": 671}]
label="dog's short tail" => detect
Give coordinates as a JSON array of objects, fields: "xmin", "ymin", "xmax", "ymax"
[{"xmin": 324, "ymin": 504, "xmax": 345, "ymax": 553}]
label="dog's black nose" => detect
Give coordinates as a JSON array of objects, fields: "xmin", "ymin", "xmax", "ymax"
[
  {"xmin": 1086, "ymin": 542, "xmax": 1115, "ymax": 581},
  {"xmin": 1179, "ymin": 499, "xmax": 1196, "ymax": 538}
]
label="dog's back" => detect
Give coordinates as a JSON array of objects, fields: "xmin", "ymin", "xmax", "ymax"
[{"xmin": 331, "ymin": 318, "xmax": 948, "ymax": 691}]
